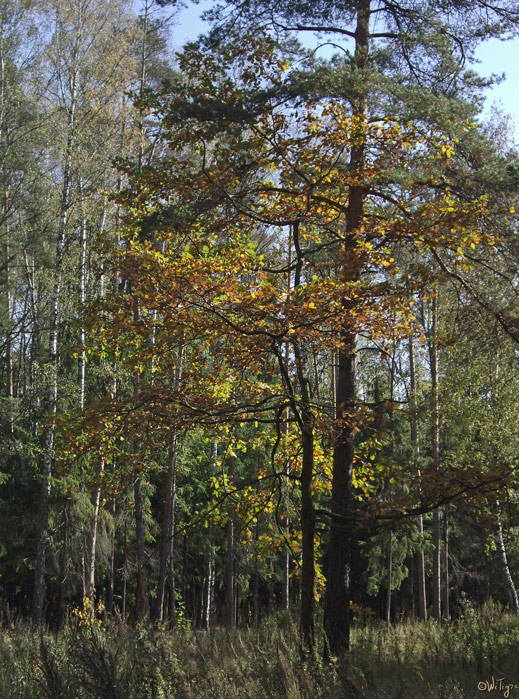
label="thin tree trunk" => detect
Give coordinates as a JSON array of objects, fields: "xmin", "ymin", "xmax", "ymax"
[
  {"xmin": 430, "ymin": 293, "xmax": 442, "ymax": 621},
  {"xmin": 31, "ymin": 23, "xmax": 79, "ymax": 623},
  {"xmin": 202, "ymin": 550, "xmax": 214, "ymax": 631},
  {"xmin": 4, "ymin": 225, "xmax": 13, "ymax": 433},
  {"xmin": 253, "ymin": 521, "xmax": 260, "ymax": 626},
  {"xmin": 98, "ymin": 204, "xmax": 107, "ymax": 296},
  {"xmin": 281, "ymin": 542, "xmax": 290, "ymax": 612},
  {"xmin": 417, "ymin": 516, "xmax": 427, "ymax": 621},
  {"xmin": 289, "ymin": 221, "xmax": 316, "ymax": 648},
  {"xmin": 496, "ymin": 500, "xmax": 519, "ymax": 611},
  {"xmin": 105, "ymin": 498, "xmax": 116, "ymax": 615},
  {"xmin": 131, "ymin": 291, "xmax": 149, "ymax": 620},
  {"xmin": 409, "ymin": 335, "xmax": 427, "ymax": 621},
  {"xmin": 168, "ymin": 485, "xmax": 176, "ymax": 619},
  {"xmin": 235, "ymin": 569, "xmax": 240, "ymax": 628},
  {"xmin": 182, "ymin": 532, "xmax": 187, "ymax": 618},
  {"xmin": 300, "ymin": 424, "xmax": 315, "ymax": 646},
  {"xmin": 200, "ymin": 444, "xmax": 217, "ymax": 630},
  {"xmin": 134, "ymin": 473, "xmax": 150, "ymax": 620},
  {"xmin": 84, "ymin": 209, "xmax": 112, "ymax": 608},
  {"xmin": 442, "ymin": 508, "xmax": 450, "ymax": 621},
  {"xmin": 226, "ymin": 453, "xmax": 236, "ymax": 630},
  {"xmin": 24, "ymin": 250, "xmax": 41, "ymax": 414},
  {"xmin": 122, "ymin": 514, "xmax": 127, "ymax": 618},
  {"xmin": 0, "ymin": 22, "xmax": 13, "ymax": 433},
  {"xmin": 155, "ymin": 432, "xmax": 179, "ymax": 621},
  {"xmin": 386, "ymin": 531, "xmax": 392, "ymax": 629},
  {"xmin": 155, "ymin": 345, "xmax": 184, "ymax": 621},
  {"xmin": 78, "ymin": 180, "xmax": 87, "ymax": 410},
  {"xmin": 85, "ymin": 458, "xmax": 105, "ymax": 604},
  {"xmin": 130, "ymin": 0, "xmax": 153, "ymax": 624},
  {"xmin": 281, "ymin": 227, "xmax": 292, "ymax": 613},
  {"xmin": 57, "ymin": 503, "xmax": 69, "ymax": 628}
]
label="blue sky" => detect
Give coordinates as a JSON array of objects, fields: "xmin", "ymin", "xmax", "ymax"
[
  {"xmin": 474, "ymin": 37, "xmax": 519, "ymax": 142},
  {"xmin": 171, "ymin": 3, "xmax": 519, "ymax": 144}
]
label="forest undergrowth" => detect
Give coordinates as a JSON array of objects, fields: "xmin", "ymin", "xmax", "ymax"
[{"xmin": 0, "ymin": 601, "xmax": 518, "ymax": 698}]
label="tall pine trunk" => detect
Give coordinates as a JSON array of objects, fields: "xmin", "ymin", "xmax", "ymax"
[{"xmin": 324, "ymin": 0, "xmax": 370, "ymax": 654}]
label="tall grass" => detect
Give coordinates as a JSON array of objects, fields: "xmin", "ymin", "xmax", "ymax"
[{"xmin": 0, "ymin": 601, "xmax": 518, "ymax": 697}]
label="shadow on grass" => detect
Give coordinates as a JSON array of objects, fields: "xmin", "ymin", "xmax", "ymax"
[{"xmin": 0, "ymin": 601, "xmax": 517, "ymax": 698}]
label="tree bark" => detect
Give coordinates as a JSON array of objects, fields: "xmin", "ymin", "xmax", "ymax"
[
  {"xmin": 155, "ymin": 433, "xmax": 179, "ymax": 622},
  {"xmin": 105, "ymin": 498, "xmax": 116, "ymax": 616},
  {"xmin": 0, "ymin": 21, "xmax": 14, "ymax": 432},
  {"xmin": 253, "ymin": 521, "xmax": 260, "ymax": 626},
  {"xmin": 131, "ymin": 290, "xmax": 149, "ymax": 620},
  {"xmin": 134, "ymin": 473, "xmax": 150, "ymax": 620},
  {"xmin": 155, "ymin": 345, "xmax": 183, "ymax": 622},
  {"xmin": 85, "ymin": 207, "xmax": 112, "ymax": 609},
  {"xmin": 324, "ymin": 0, "xmax": 370, "ymax": 655},
  {"xmin": 202, "ymin": 550, "xmax": 214, "ymax": 631},
  {"xmin": 442, "ymin": 507, "xmax": 450, "ymax": 621},
  {"xmin": 409, "ymin": 335, "xmax": 427, "ymax": 621},
  {"xmin": 496, "ymin": 500, "xmax": 519, "ymax": 612},
  {"xmin": 31, "ymin": 16, "xmax": 79, "ymax": 623},
  {"xmin": 289, "ymin": 221, "xmax": 316, "ymax": 648},
  {"xmin": 429, "ymin": 293, "xmax": 442, "ymax": 621},
  {"xmin": 281, "ymin": 229, "xmax": 292, "ymax": 613},
  {"xmin": 168, "ymin": 488, "xmax": 176, "ymax": 619},
  {"xmin": 78, "ymin": 179, "xmax": 87, "ymax": 410},
  {"xmin": 85, "ymin": 458, "xmax": 105, "ymax": 604},
  {"xmin": 226, "ymin": 452, "xmax": 236, "ymax": 630},
  {"xmin": 4, "ymin": 227, "xmax": 14, "ymax": 433},
  {"xmin": 386, "ymin": 531, "xmax": 392, "ymax": 629},
  {"xmin": 57, "ymin": 502, "xmax": 69, "ymax": 629},
  {"xmin": 300, "ymin": 425, "xmax": 315, "ymax": 646}
]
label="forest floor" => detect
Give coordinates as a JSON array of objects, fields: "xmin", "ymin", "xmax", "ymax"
[{"xmin": 0, "ymin": 601, "xmax": 518, "ymax": 698}]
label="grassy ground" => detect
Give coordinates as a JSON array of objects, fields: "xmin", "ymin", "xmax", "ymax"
[{"xmin": 0, "ymin": 601, "xmax": 518, "ymax": 698}]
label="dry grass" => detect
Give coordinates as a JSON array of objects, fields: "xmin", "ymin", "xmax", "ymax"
[{"xmin": 0, "ymin": 602, "xmax": 518, "ymax": 698}]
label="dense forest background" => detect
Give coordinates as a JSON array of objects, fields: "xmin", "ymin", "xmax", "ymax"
[{"xmin": 2, "ymin": 0, "xmax": 519, "ymax": 673}]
